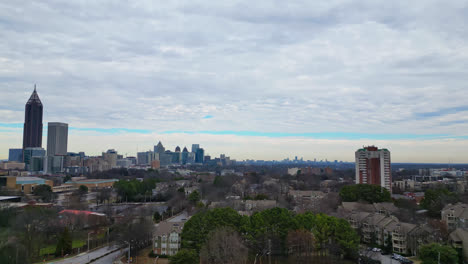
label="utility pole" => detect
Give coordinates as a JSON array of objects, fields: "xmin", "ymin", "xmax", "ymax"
[
  {"xmin": 88, "ymin": 232, "xmax": 91, "ymax": 251},
  {"xmin": 268, "ymin": 239, "xmax": 271, "ymax": 264},
  {"xmin": 438, "ymin": 251, "xmax": 441, "ymax": 264}
]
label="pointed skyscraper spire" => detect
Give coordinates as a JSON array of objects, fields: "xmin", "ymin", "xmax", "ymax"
[{"xmin": 23, "ymin": 85, "xmax": 43, "ymax": 149}]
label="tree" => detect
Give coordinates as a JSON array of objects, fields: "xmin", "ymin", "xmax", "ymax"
[
  {"xmin": 181, "ymin": 208, "xmax": 248, "ymax": 251},
  {"xmin": 14, "ymin": 207, "xmax": 57, "ymax": 260},
  {"xmin": 339, "ymin": 184, "xmax": 391, "ymax": 203},
  {"xmin": 421, "ymin": 188, "xmax": 458, "ymax": 217},
  {"xmin": 286, "ymin": 229, "xmax": 315, "ymax": 263},
  {"xmin": 383, "ymin": 233, "xmax": 393, "ymax": 254},
  {"xmin": 153, "ymin": 211, "xmax": 162, "ymax": 223},
  {"xmin": 96, "ymin": 188, "xmax": 112, "ymax": 204},
  {"xmin": 188, "ymin": 191, "xmax": 201, "ymax": 203},
  {"xmin": 169, "ymin": 249, "xmax": 198, "ymax": 264},
  {"xmin": 33, "ymin": 184, "xmax": 54, "ymax": 202},
  {"xmin": 79, "ymin": 185, "xmax": 88, "ymax": 193},
  {"xmin": 63, "ymin": 175, "xmax": 72, "ymax": 183},
  {"xmin": 55, "ymin": 227, "xmax": 72, "ymax": 257},
  {"xmin": 419, "ymin": 243, "xmax": 458, "ymax": 264},
  {"xmin": 200, "ymin": 227, "xmax": 248, "ymax": 264}
]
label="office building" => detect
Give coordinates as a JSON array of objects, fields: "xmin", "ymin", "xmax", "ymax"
[
  {"xmin": 47, "ymin": 155, "xmax": 64, "ymax": 174},
  {"xmin": 355, "ymin": 146, "xmax": 391, "ymax": 191},
  {"xmin": 23, "ymin": 147, "xmax": 46, "ymax": 172},
  {"xmin": 191, "ymin": 144, "xmax": 200, "ymax": 153},
  {"xmin": 23, "ymin": 86, "xmax": 43, "ymax": 149},
  {"xmin": 181, "ymin": 147, "xmax": 189, "ymax": 164},
  {"xmin": 47, "ymin": 122, "xmax": 68, "ymax": 156},
  {"xmin": 137, "ymin": 151, "xmax": 157, "ymax": 165},
  {"xmin": 195, "ymin": 148, "xmax": 205, "ymax": 164},
  {"xmin": 102, "ymin": 149, "xmax": 118, "ymax": 168},
  {"xmin": 154, "ymin": 141, "xmax": 165, "ymax": 154},
  {"xmin": 8, "ymin": 149, "xmax": 23, "ymax": 162}
]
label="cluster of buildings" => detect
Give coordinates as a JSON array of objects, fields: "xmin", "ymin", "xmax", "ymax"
[
  {"xmin": 135, "ymin": 142, "xmax": 235, "ymax": 169},
  {"xmin": 440, "ymin": 203, "xmax": 468, "ymax": 262},
  {"xmin": 339, "ymin": 202, "xmax": 435, "ymax": 256},
  {"xmin": 4, "ymin": 88, "xmax": 70, "ymax": 174},
  {"xmin": 0, "ymin": 88, "xmax": 236, "ymax": 178}
]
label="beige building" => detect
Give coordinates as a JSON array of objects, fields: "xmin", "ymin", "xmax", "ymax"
[
  {"xmin": 0, "ymin": 176, "xmax": 53, "ymax": 194},
  {"xmin": 442, "ymin": 203, "xmax": 468, "ymax": 231},
  {"xmin": 64, "ymin": 179, "xmax": 118, "ymax": 189},
  {"xmin": 0, "ymin": 161, "xmax": 26, "ymax": 170},
  {"xmin": 341, "ymin": 202, "xmax": 434, "ymax": 256},
  {"xmin": 449, "ymin": 228, "xmax": 468, "ymax": 262},
  {"xmin": 153, "ymin": 212, "xmax": 190, "ymax": 256}
]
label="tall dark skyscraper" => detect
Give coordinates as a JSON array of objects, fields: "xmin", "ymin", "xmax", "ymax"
[{"xmin": 23, "ymin": 86, "xmax": 43, "ymax": 149}]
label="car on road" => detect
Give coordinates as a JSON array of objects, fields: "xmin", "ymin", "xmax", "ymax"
[{"xmin": 400, "ymin": 258, "xmax": 413, "ymax": 264}]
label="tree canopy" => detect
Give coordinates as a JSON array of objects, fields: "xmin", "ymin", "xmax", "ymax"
[
  {"xmin": 419, "ymin": 243, "xmax": 458, "ymax": 264},
  {"xmin": 339, "ymin": 184, "xmax": 391, "ymax": 203},
  {"xmin": 33, "ymin": 184, "xmax": 54, "ymax": 202},
  {"xmin": 169, "ymin": 249, "xmax": 198, "ymax": 264},
  {"xmin": 181, "ymin": 207, "xmax": 359, "ymax": 259},
  {"xmin": 113, "ymin": 178, "xmax": 157, "ymax": 201},
  {"xmin": 421, "ymin": 188, "xmax": 458, "ymax": 217}
]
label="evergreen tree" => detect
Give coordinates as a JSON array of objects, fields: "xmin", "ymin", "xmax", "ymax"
[{"xmin": 55, "ymin": 228, "xmax": 72, "ymax": 257}]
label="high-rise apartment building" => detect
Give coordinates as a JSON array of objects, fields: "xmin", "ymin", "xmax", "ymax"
[
  {"xmin": 355, "ymin": 146, "xmax": 391, "ymax": 191},
  {"xmin": 23, "ymin": 86, "xmax": 43, "ymax": 149},
  {"xmin": 47, "ymin": 122, "xmax": 68, "ymax": 156}
]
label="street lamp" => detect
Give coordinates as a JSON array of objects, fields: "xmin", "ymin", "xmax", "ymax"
[
  {"xmin": 124, "ymin": 240, "xmax": 132, "ymax": 264},
  {"xmin": 87, "ymin": 231, "xmax": 93, "ymax": 252}
]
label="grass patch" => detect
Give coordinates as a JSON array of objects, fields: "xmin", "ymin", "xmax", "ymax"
[{"xmin": 39, "ymin": 240, "xmax": 86, "ymax": 256}]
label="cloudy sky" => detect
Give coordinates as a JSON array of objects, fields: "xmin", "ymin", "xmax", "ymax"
[{"xmin": 1, "ymin": 1, "xmax": 468, "ymax": 162}]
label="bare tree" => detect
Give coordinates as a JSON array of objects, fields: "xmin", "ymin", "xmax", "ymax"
[
  {"xmin": 287, "ymin": 229, "xmax": 315, "ymax": 263},
  {"xmin": 200, "ymin": 227, "xmax": 248, "ymax": 264}
]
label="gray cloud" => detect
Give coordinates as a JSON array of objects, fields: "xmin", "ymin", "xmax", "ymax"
[{"xmin": 1, "ymin": 0, "xmax": 468, "ymax": 160}]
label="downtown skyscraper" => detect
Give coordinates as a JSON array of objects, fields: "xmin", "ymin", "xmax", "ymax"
[{"xmin": 23, "ymin": 86, "xmax": 43, "ymax": 149}]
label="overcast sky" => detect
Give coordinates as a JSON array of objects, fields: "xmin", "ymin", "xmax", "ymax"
[{"xmin": 1, "ymin": 1, "xmax": 468, "ymax": 162}]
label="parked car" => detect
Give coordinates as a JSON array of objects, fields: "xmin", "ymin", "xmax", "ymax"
[
  {"xmin": 372, "ymin": 248, "xmax": 382, "ymax": 252},
  {"xmin": 400, "ymin": 258, "xmax": 413, "ymax": 264}
]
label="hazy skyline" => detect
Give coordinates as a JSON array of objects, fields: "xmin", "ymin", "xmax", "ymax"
[{"xmin": 1, "ymin": 1, "xmax": 468, "ymax": 162}]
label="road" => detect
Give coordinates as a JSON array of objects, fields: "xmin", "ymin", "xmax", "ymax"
[
  {"xmin": 46, "ymin": 245, "xmax": 120, "ymax": 264},
  {"xmin": 91, "ymin": 249, "xmax": 126, "ymax": 264},
  {"xmin": 366, "ymin": 251, "xmax": 401, "ymax": 264}
]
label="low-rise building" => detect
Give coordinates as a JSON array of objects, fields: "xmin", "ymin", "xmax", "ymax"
[
  {"xmin": 442, "ymin": 203, "xmax": 468, "ymax": 231},
  {"xmin": 0, "ymin": 161, "xmax": 26, "ymax": 170},
  {"xmin": 449, "ymin": 228, "xmax": 468, "ymax": 262},
  {"xmin": 0, "ymin": 176, "xmax": 53, "ymax": 194},
  {"xmin": 340, "ymin": 202, "xmax": 434, "ymax": 256},
  {"xmin": 153, "ymin": 212, "xmax": 190, "ymax": 256},
  {"xmin": 64, "ymin": 178, "xmax": 118, "ymax": 189}
]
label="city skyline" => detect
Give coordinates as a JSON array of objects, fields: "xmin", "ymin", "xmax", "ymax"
[{"xmin": 1, "ymin": 1, "xmax": 468, "ymax": 162}]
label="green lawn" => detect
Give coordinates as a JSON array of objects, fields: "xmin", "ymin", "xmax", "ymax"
[{"xmin": 39, "ymin": 240, "xmax": 86, "ymax": 256}]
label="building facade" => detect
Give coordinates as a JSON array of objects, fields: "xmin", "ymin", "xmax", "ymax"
[
  {"xmin": 442, "ymin": 203, "xmax": 468, "ymax": 231},
  {"xmin": 8, "ymin": 149, "xmax": 23, "ymax": 162},
  {"xmin": 355, "ymin": 146, "xmax": 391, "ymax": 191},
  {"xmin": 47, "ymin": 122, "xmax": 68, "ymax": 156},
  {"xmin": 23, "ymin": 87, "xmax": 43, "ymax": 149},
  {"xmin": 23, "ymin": 147, "xmax": 46, "ymax": 172}
]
